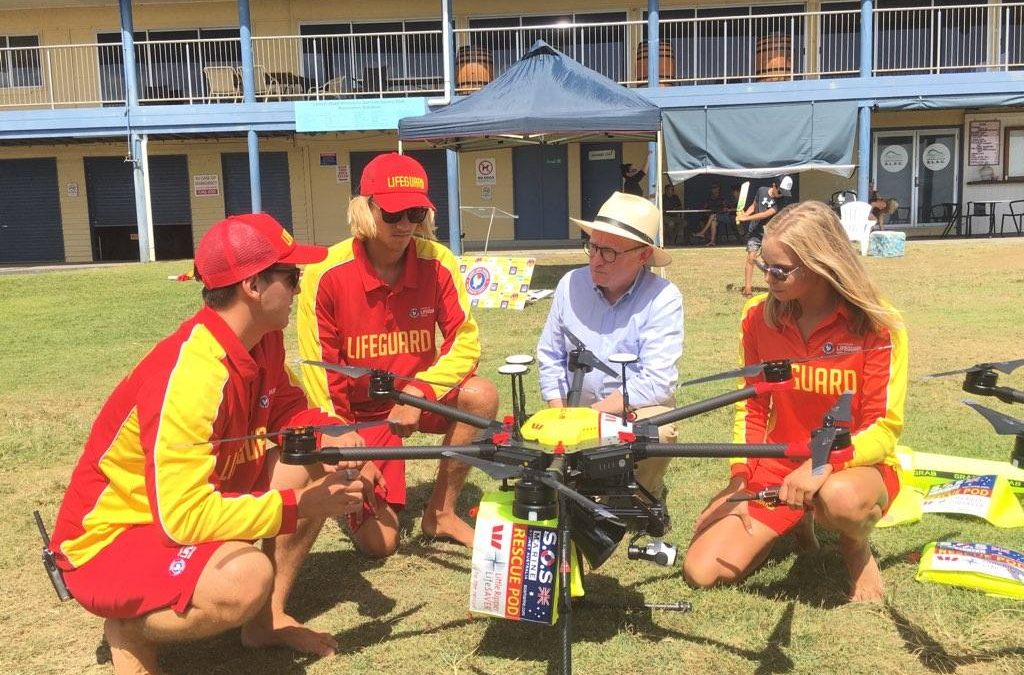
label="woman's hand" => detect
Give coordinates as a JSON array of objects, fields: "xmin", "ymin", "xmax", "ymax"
[
  {"xmin": 693, "ymin": 476, "xmax": 753, "ymax": 536},
  {"xmin": 778, "ymin": 460, "xmax": 832, "ymax": 509}
]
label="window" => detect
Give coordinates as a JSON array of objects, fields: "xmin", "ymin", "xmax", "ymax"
[
  {"xmin": 97, "ymin": 28, "xmax": 240, "ymax": 101},
  {"xmin": 468, "ymin": 13, "xmax": 627, "ymax": 82},
  {"xmin": 875, "ymin": 0, "xmax": 988, "ymax": 75},
  {"xmin": 646, "ymin": 5, "xmax": 805, "ymax": 84},
  {"xmin": 1005, "ymin": 127, "xmax": 1024, "ymax": 179},
  {"xmin": 0, "ymin": 35, "xmax": 42, "ymax": 88},
  {"xmin": 300, "ymin": 20, "xmax": 442, "ymax": 93},
  {"xmin": 820, "ymin": 2, "xmax": 860, "ymax": 77}
]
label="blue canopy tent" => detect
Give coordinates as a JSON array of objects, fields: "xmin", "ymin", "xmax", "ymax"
[
  {"xmin": 398, "ymin": 40, "xmax": 666, "ymax": 246},
  {"xmin": 399, "ymin": 40, "xmax": 662, "ymax": 150}
]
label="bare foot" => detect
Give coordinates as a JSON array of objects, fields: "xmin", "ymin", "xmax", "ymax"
[
  {"xmin": 241, "ymin": 613, "xmax": 338, "ymax": 657},
  {"xmin": 792, "ymin": 512, "xmax": 820, "ymax": 554},
  {"xmin": 840, "ymin": 536, "xmax": 884, "ymax": 602},
  {"xmin": 105, "ymin": 618, "xmax": 164, "ymax": 675},
  {"xmin": 421, "ymin": 508, "xmax": 474, "ymax": 547}
]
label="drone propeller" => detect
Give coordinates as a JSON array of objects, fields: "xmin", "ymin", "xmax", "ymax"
[
  {"xmin": 810, "ymin": 392, "xmax": 854, "ymax": 476},
  {"xmin": 678, "ymin": 345, "xmax": 894, "ymax": 388},
  {"xmin": 563, "ymin": 328, "xmax": 618, "ymax": 378},
  {"xmin": 925, "ymin": 358, "xmax": 1024, "ymax": 379},
  {"xmin": 300, "ymin": 359, "xmax": 475, "ymax": 392},
  {"xmin": 173, "ymin": 419, "xmax": 390, "ymax": 448},
  {"xmin": 962, "ymin": 400, "xmax": 1024, "ymax": 436},
  {"xmin": 442, "ymin": 451, "xmax": 622, "ymax": 524}
]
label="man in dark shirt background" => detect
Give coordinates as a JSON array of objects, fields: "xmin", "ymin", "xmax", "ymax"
[
  {"xmin": 621, "ymin": 163, "xmax": 647, "ymax": 197},
  {"xmin": 736, "ymin": 175, "xmax": 792, "ymax": 297}
]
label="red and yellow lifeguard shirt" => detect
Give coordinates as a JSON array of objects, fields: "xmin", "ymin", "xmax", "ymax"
[
  {"xmin": 51, "ymin": 306, "xmax": 335, "ymax": 570},
  {"xmin": 297, "ymin": 237, "xmax": 480, "ymax": 420},
  {"xmin": 730, "ymin": 295, "xmax": 908, "ymax": 479}
]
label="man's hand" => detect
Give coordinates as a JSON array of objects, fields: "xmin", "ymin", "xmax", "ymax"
[
  {"xmin": 778, "ymin": 459, "xmax": 831, "ymax": 509},
  {"xmin": 591, "ymin": 390, "xmax": 625, "ymax": 415},
  {"xmin": 296, "ymin": 470, "xmax": 365, "ymax": 520},
  {"xmin": 350, "ymin": 462, "xmax": 387, "ymax": 526},
  {"xmin": 318, "ymin": 429, "xmax": 366, "ymax": 473},
  {"xmin": 388, "ymin": 385, "xmax": 425, "ymax": 438},
  {"xmin": 693, "ymin": 476, "xmax": 753, "ymax": 536}
]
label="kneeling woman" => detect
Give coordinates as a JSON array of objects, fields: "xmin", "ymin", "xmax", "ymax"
[{"xmin": 683, "ymin": 201, "xmax": 908, "ymax": 601}]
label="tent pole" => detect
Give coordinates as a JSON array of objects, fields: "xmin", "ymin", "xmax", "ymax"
[
  {"xmin": 398, "ymin": 139, "xmax": 404, "ymax": 154},
  {"xmin": 655, "ymin": 129, "xmax": 665, "ymax": 277}
]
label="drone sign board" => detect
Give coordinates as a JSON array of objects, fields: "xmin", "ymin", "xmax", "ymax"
[
  {"xmin": 470, "ymin": 491, "xmax": 561, "ymax": 625},
  {"xmin": 459, "ymin": 256, "xmax": 537, "ymax": 310}
]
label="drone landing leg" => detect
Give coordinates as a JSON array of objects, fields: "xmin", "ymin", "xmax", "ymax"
[{"xmin": 558, "ymin": 492, "xmax": 573, "ymax": 675}]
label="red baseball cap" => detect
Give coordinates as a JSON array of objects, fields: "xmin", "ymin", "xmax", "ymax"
[
  {"xmin": 194, "ymin": 213, "xmax": 327, "ymax": 289},
  {"xmin": 359, "ymin": 152, "xmax": 436, "ymax": 212}
]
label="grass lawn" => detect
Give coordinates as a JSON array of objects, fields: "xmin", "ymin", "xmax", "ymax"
[{"xmin": 2, "ymin": 238, "xmax": 1023, "ymax": 674}]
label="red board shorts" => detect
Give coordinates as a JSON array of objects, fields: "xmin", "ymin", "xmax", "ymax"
[
  {"xmin": 63, "ymin": 523, "xmax": 226, "ymax": 619},
  {"xmin": 746, "ymin": 458, "xmax": 901, "ymax": 535},
  {"xmin": 347, "ymin": 388, "xmax": 460, "ymax": 531}
]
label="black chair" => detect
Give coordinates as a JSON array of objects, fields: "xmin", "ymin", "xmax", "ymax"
[
  {"xmin": 963, "ymin": 201, "xmax": 995, "ymax": 237},
  {"xmin": 1000, "ymin": 199, "xmax": 1024, "ymax": 236},
  {"xmin": 937, "ymin": 202, "xmax": 964, "ymax": 238},
  {"xmin": 829, "ymin": 189, "xmax": 858, "ymax": 214}
]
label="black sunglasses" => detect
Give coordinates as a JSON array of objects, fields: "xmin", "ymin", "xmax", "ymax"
[
  {"xmin": 264, "ymin": 265, "xmax": 301, "ymax": 288},
  {"xmin": 373, "ymin": 199, "xmax": 429, "ymax": 225},
  {"xmin": 754, "ymin": 259, "xmax": 802, "ymax": 281}
]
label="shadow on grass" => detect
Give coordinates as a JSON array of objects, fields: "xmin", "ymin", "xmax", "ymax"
[
  {"xmin": 531, "ymin": 264, "xmax": 578, "ymax": 289},
  {"xmin": 471, "ymin": 573, "xmax": 797, "ymax": 675},
  {"xmin": 886, "ymin": 604, "xmax": 1024, "ymax": 672}
]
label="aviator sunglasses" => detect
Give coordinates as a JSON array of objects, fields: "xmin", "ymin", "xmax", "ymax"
[
  {"xmin": 372, "ymin": 198, "xmax": 429, "ymax": 225},
  {"xmin": 754, "ymin": 258, "xmax": 802, "ymax": 281}
]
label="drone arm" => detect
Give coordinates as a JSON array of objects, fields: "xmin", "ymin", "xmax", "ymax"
[
  {"xmin": 284, "ymin": 443, "xmax": 492, "ymax": 465},
  {"xmin": 642, "ymin": 386, "xmax": 760, "ymax": 427},
  {"xmin": 992, "ymin": 386, "xmax": 1024, "ymax": 405},
  {"xmin": 388, "ymin": 388, "xmax": 495, "ymax": 429},
  {"xmin": 637, "ymin": 441, "xmax": 790, "ymax": 459}
]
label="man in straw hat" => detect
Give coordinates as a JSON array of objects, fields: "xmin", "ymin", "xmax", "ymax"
[{"xmin": 536, "ymin": 191, "xmax": 683, "ymax": 498}]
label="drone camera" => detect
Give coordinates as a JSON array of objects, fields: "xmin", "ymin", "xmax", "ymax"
[
  {"xmin": 627, "ymin": 539, "xmax": 677, "ymax": 567},
  {"xmin": 762, "ymin": 360, "xmax": 792, "ymax": 382}
]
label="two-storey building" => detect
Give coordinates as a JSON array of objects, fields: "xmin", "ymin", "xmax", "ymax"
[{"xmin": 1, "ymin": 0, "xmax": 1021, "ymax": 263}]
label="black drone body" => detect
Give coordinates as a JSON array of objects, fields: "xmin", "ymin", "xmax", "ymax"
[{"xmin": 281, "ymin": 342, "xmax": 859, "ymax": 675}]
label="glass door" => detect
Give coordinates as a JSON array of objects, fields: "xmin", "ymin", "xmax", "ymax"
[{"xmin": 873, "ymin": 128, "xmax": 959, "ymax": 226}]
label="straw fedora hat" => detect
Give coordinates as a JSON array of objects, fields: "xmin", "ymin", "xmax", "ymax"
[{"xmin": 570, "ymin": 191, "xmax": 672, "ymax": 267}]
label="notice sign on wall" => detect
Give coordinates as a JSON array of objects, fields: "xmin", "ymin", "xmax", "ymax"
[
  {"xmin": 337, "ymin": 164, "xmax": 350, "ymax": 183},
  {"xmin": 968, "ymin": 120, "xmax": 1000, "ymax": 166},
  {"xmin": 475, "ymin": 158, "xmax": 496, "ymax": 186},
  {"xmin": 320, "ymin": 152, "xmax": 338, "ymax": 166},
  {"xmin": 193, "ymin": 174, "xmax": 220, "ymax": 197}
]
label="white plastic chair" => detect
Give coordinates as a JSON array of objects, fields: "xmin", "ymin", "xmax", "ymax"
[{"xmin": 840, "ymin": 201, "xmax": 874, "ymax": 256}]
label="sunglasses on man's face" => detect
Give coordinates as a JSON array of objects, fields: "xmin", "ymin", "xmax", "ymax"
[
  {"xmin": 374, "ymin": 200, "xmax": 429, "ymax": 225},
  {"xmin": 754, "ymin": 259, "xmax": 802, "ymax": 281},
  {"xmin": 265, "ymin": 265, "xmax": 301, "ymax": 288}
]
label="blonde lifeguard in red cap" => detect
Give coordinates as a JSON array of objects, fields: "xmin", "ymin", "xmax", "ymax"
[
  {"xmin": 50, "ymin": 213, "xmax": 369, "ymax": 671},
  {"xmin": 298, "ymin": 152, "xmax": 499, "ymax": 555}
]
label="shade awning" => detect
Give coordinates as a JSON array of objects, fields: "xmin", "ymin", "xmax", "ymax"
[{"xmin": 664, "ymin": 101, "xmax": 857, "ymax": 180}]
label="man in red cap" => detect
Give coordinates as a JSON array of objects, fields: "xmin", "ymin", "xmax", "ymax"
[
  {"xmin": 50, "ymin": 213, "xmax": 370, "ymax": 672},
  {"xmin": 298, "ymin": 152, "xmax": 498, "ymax": 555}
]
